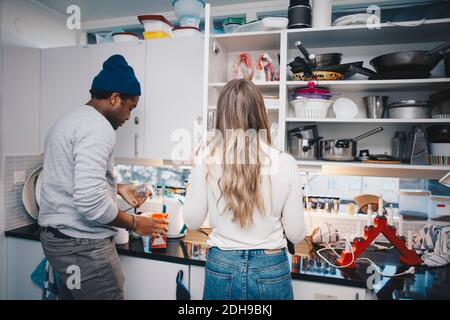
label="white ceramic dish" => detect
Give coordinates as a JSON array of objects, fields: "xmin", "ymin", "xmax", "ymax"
[
  {"xmin": 333, "ymin": 98, "xmax": 359, "ymax": 119},
  {"xmin": 22, "ymin": 166, "xmax": 43, "ymax": 220},
  {"xmin": 333, "ymin": 14, "xmax": 373, "ymax": 27},
  {"xmin": 291, "ymin": 98, "xmax": 333, "ymax": 118},
  {"xmin": 112, "ymin": 33, "xmax": 140, "ymax": 42}
]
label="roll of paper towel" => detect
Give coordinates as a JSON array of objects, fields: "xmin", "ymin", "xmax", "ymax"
[
  {"xmin": 114, "ymin": 228, "xmax": 129, "ymax": 245},
  {"xmin": 312, "ymin": 0, "xmax": 332, "ymax": 28}
]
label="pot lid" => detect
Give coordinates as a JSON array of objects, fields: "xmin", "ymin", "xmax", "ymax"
[
  {"xmin": 389, "ymin": 100, "xmax": 431, "ymax": 108},
  {"xmin": 138, "ymin": 15, "xmax": 173, "ymax": 27}
]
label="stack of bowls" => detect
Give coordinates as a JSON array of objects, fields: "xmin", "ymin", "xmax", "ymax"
[{"xmin": 173, "ymin": 0, "xmax": 205, "ymax": 29}]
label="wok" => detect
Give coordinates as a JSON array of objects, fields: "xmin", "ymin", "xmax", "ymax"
[{"xmin": 370, "ymin": 42, "xmax": 450, "ymax": 74}]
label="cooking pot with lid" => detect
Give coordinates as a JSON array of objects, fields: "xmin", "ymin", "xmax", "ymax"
[
  {"xmin": 320, "ymin": 127, "xmax": 384, "ymax": 161},
  {"xmin": 288, "ymin": 125, "xmax": 322, "ymax": 160}
]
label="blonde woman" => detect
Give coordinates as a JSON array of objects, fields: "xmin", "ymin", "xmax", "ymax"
[{"xmin": 184, "ymin": 79, "xmax": 305, "ymax": 300}]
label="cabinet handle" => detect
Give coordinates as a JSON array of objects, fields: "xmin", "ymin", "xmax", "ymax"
[{"xmin": 134, "ymin": 133, "xmax": 140, "ymax": 157}]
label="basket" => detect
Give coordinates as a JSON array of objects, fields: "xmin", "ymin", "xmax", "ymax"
[
  {"xmin": 292, "ymin": 71, "xmax": 344, "ymax": 81},
  {"xmin": 291, "ymin": 98, "xmax": 333, "ymax": 118}
]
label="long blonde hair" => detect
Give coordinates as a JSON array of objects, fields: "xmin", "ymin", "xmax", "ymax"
[{"xmin": 205, "ymin": 79, "xmax": 272, "ymax": 228}]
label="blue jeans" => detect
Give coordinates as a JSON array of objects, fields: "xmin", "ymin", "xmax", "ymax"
[{"xmin": 203, "ymin": 247, "xmax": 293, "ymax": 300}]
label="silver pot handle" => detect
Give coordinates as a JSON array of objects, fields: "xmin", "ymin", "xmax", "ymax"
[{"xmin": 353, "ymin": 127, "xmax": 384, "ymax": 142}]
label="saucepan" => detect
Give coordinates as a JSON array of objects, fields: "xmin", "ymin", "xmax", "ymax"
[{"xmin": 320, "ymin": 127, "xmax": 384, "ymax": 161}]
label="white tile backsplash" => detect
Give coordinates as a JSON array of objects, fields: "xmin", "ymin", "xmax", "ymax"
[{"xmin": 4, "ymin": 155, "xmax": 43, "ymax": 230}]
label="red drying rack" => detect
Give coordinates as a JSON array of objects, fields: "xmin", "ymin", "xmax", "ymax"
[{"xmin": 336, "ymin": 214, "xmax": 422, "ymax": 269}]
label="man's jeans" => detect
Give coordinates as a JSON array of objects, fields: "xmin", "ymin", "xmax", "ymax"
[
  {"xmin": 40, "ymin": 228, "xmax": 125, "ymax": 300},
  {"xmin": 203, "ymin": 247, "xmax": 294, "ymax": 300}
]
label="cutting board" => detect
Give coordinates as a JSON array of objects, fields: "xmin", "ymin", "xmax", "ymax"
[{"xmin": 362, "ymin": 159, "xmax": 402, "ymax": 164}]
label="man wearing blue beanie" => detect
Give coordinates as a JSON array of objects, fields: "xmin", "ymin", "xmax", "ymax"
[{"xmin": 39, "ymin": 55, "xmax": 168, "ymax": 300}]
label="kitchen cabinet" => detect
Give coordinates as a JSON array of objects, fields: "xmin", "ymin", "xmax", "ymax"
[
  {"xmin": 6, "ymin": 238, "xmax": 45, "ymax": 300},
  {"xmin": 292, "ymin": 279, "xmax": 366, "ymax": 300},
  {"xmin": 119, "ymin": 255, "xmax": 189, "ymax": 300},
  {"xmin": 3, "ymin": 47, "xmax": 41, "ymax": 155},
  {"xmin": 189, "ymin": 265, "xmax": 205, "ymax": 300},
  {"xmin": 90, "ymin": 41, "xmax": 146, "ymax": 159},
  {"xmin": 40, "ymin": 46, "xmax": 91, "ymax": 153},
  {"xmin": 144, "ymin": 37, "xmax": 204, "ymax": 161},
  {"xmin": 201, "ymin": 4, "xmax": 450, "ymax": 179}
]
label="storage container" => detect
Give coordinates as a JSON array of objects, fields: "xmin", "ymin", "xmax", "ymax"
[
  {"xmin": 173, "ymin": 26, "xmax": 201, "ymax": 37},
  {"xmin": 291, "ymin": 97, "xmax": 333, "ymax": 118},
  {"xmin": 112, "ymin": 32, "xmax": 140, "ymax": 42},
  {"xmin": 223, "ymin": 17, "xmax": 245, "ymax": 33},
  {"xmin": 143, "ymin": 31, "xmax": 172, "ymax": 40},
  {"xmin": 180, "ymin": 16, "xmax": 201, "ymax": 28},
  {"xmin": 172, "ymin": 0, "xmax": 205, "ymax": 19},
  {"xmin": 236, "ymin": 17, "xmax": 289, "ymax": 33},
  {"xmin": 398, "ymin": 190, "xmax": 431, "ymax": 219},
  {"xmin": 430, "ymin": 196, "xmax": 450, "ymax": 220},
  {"xmin": 138, "ymin": 15, "xmax": 173, "ymax": 35}
]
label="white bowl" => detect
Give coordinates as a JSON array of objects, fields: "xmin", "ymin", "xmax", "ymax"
[
  {"xmin": 112, "ymin": 33, "xmax": 140, "ymax": 42},
  {"xmin": 173, "ymin": 0, "xmax": 205, "ymax": 19},
  {"xmin": 291, "ymin": 98, "xmax": 333, "ymax": 118}
]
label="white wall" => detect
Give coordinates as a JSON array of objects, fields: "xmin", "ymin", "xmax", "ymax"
[{"xmin": 0, "ymin": 0, "xmax": 81, "ymax": 300}]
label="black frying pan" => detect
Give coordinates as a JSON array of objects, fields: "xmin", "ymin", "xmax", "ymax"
[
  {"xmin": 370, "ymin": 42, "xmax": 450, "ymax": 74},
  {"xmin": 294, "ymin": 41, "xmax": 343, "ymax": 67}
]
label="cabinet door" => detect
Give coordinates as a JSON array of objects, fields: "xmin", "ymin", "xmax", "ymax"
[
  {"xmin": 89, "ymin": 41, "xmax": 146, "ymax": 158},
  {"xmin": 292, "ymin": 280, "xmax": 366, "ymax": 300},
  {"xmin": 7, "ymin": 238, "xmax": 45, "ymax": 300},
  {"xmin": 119, "ymin": 255, "xmax": 189, "ymax": 300},
  {"xmin": 40, "ymin": 46, "xmax": 90, "ymax": 153},
  {"xmin": 144, "ymin": 38, "xmax": 204, "ymax": 161},
  {"xmin": 190, "ymin": 265, "xmax": 205, "ymax": 300},
  {"xmin": 3, "ymin": 47, "xmax": 41, "ymax": 155}
]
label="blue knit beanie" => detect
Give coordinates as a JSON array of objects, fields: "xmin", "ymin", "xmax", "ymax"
[{"xmin": 91, "ymin": 54, "xmax": 141, "ymax": 96}]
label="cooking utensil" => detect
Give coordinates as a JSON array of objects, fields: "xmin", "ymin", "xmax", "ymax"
[
  {"xmin": 348, "ymin": 64, "xmax": 433, "ymax": 80},
  {"xmin": 291, "ymin": 97, "xmax": 333, "ymax": 118},
  {"xmin": 294, "ymin": 41, "xmax": 342, "ymax": 67},
  {"xmin": 392, "ymin": 131, "xmax": 406, "ymax": 160},
  {"xmin": 292, "ymin": 71, "xmax": 344, "ymax": 81},
  {"xmin": 22, "ymin": 166, "xmax": 43, "ymax": 220},
  {"xmin": 402, "ymin": 126, "xmax": 430, "ymax": 164},
  {"xmin": 370, "ymin": 42, "xmax": 450, "ymax": 75},
  {"xmin": 388, "ymin": 100, "xmax": 432, "ymax": 119},
  {"xmin": 364, "ymin": 96, "xmax": 388, "ymax": 119},
  {"xmin": 289, "ymin": 59, "xmax": 364, "ymax": 79},
  {"xmin": 320, "ymin": 127, "xmax": 384, "ymax": 161}
]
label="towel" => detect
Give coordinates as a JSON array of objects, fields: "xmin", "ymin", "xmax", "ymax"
[
  {"xmin": 413, "ymin": 224, "xmax": 450, "ymax": 267},
  {"xmin": 31, "ymin": 258, "xmax": 60, "ymax": 300}
]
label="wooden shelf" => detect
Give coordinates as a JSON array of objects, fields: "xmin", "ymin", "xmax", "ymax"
[
  {"xmin": 286, "ymin": 118, "xmax": 450, "ymax": 124},
  {"xmin": 296, "ymin": 160, "xmax": 450, "ymax": 180},
  {"xmin": 211, "ymin": 30, "xmax": 281, "ymax": 51},
  {"xmin": 286, "ymin": 78, "xmax": 450, "ymax": 93},
  {"xmin": 287, "ymin": 18, "xmax": 450, "ymax": 48}
]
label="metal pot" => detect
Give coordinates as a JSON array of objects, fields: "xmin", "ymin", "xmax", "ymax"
[
  {"xmin": 364, "ymin": 96, "xmax": 389, "ymax": 119},
  {"xmin": 388, "ymin": 100, "xmax": 432, "ymax": 119},
  {"xmin": 320, "ymin": 127, "xmax": 384, "ymax": 161},
  {"xmin": 288, "ymin": 125, "xmax": 321, "ymax": 160}
]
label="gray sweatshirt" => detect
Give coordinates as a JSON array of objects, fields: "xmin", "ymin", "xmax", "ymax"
[{"xmin": 38, "ymin": 105, "xmax": 118, "ymax": 239}]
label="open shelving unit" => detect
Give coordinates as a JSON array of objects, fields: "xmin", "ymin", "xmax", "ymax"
[{"xmin": 202, "ymin": 8, "xmax": 450, "ymax": 180}]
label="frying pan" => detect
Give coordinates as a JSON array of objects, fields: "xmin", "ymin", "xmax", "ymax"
[
  {"xmin": 370, "ymin": 42, "xmax": 450, "ymax": 74},
  {"xmin": 294, "ymin": 41, "xmax": 343, "ymax": 67},
  {"xmin": 289, "ymin": 57, "xmax": 364, "ymax": 78}
]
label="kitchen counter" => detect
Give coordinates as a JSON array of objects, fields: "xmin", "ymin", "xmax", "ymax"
[{"xmin": 5, "ymin": 224, "xmax": 450, "ymax": 299}]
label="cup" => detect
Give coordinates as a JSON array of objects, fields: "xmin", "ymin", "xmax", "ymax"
[{"xmin": 150, "ymin": 213, "xmax": 168, "ymax": 249}]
